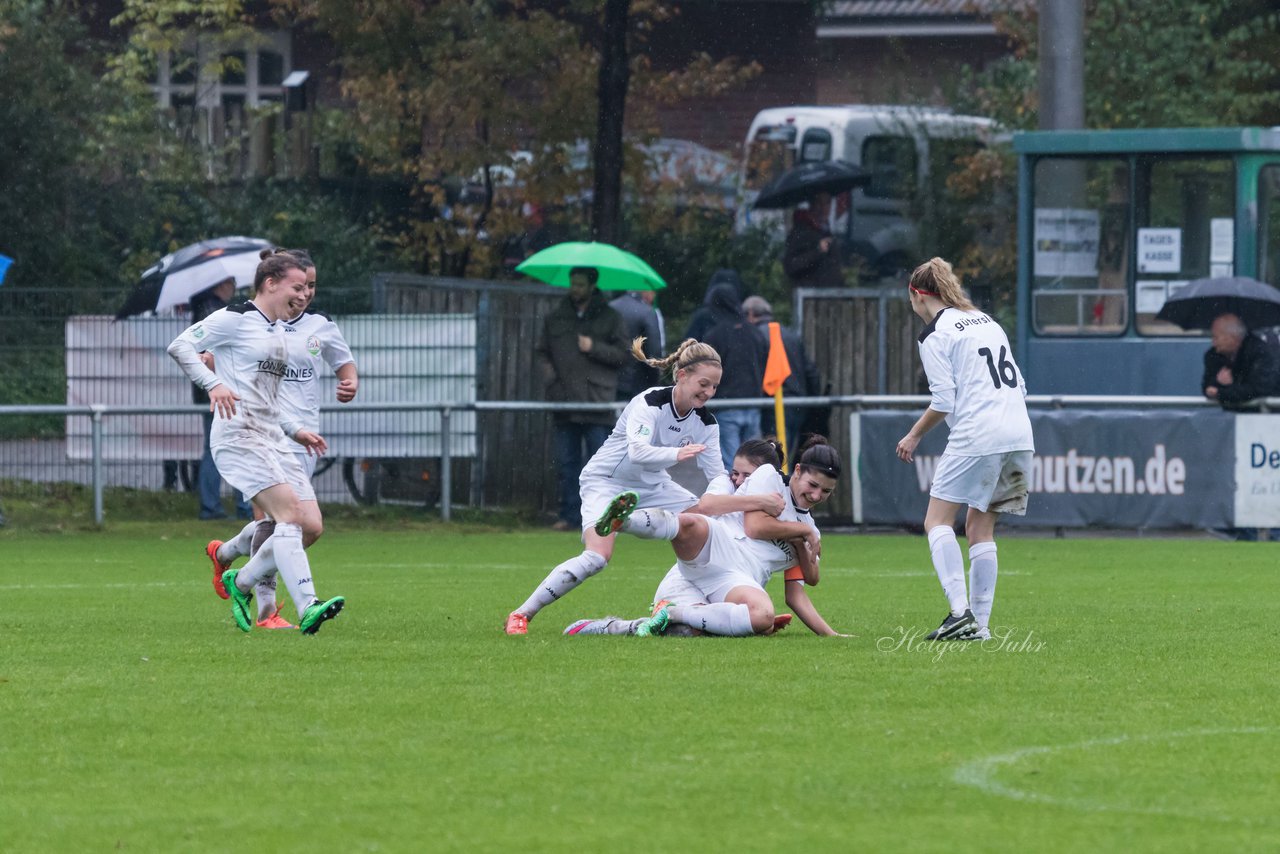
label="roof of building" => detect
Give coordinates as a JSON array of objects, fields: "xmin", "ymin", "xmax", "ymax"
[{"xmin": 819, "ymin": 0, "xmax": 1026, "ymax": 38}]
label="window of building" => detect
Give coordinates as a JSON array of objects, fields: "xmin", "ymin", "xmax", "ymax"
[
  {"xmin": 861, "ymin": 135, "xmax": 916, "ymax": 200},
  {"xmin": 153, "ymin": 33, "xmax": 291, "ymax": 111}
]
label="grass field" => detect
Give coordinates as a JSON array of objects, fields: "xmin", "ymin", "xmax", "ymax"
[{"xmin": 2, "ymin": 521, "xmax": 1276, "ymax": 852}]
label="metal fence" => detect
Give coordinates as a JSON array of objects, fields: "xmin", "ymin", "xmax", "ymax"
[{"xmin": 1, "ymin": 394, "xmax": 1236, "ymax": 528}]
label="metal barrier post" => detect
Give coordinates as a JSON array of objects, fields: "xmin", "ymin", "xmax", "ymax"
[
  {"xmin": 440, "ymin": 407, "xmax": 452, "ymax": 521},
  {"xmin": 91, "ymin": 407, "xmax": 104, "ymax": 526}
]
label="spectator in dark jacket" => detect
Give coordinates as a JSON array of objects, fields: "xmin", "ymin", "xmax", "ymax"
[
  {"xmin": 609, "ymin": 290, "xmax": 664, "ymax": 399},
  {"xmin": 1203, "ymin": 311, "xmax": 1280, "ymax": 541},
  {"xmin": 703, "ymin": 303, "xmax": 768, "ymax": 469},
  {"xmin": 1202, "ymin": 312, "xmax": 1280, "ymax": 409},
  {"xmin": 783, "ymin": 192, "xmax": 844, "ymax": 289},
  {"xmin": 684, "ymin": 271, "xmax": 747, "ymax": 341},
  {"xmin": 743, "ymin": 296, "xmax": 822, "ymax": 460},
  {"xmin": 536, "ymin": 267, "xmax": 630, "ymax": 530}
]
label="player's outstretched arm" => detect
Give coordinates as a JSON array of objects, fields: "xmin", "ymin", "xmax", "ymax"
[{"xmin": 785, "ymin": 581, "xmax": 849, "ymax": 637}]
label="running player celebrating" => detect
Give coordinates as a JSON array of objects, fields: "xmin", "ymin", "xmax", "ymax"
[
  {"xmin": 504, "ymin": 338, "xmax": 784, "ymax": 635},
  {"xmin": 167, "ymin": 249, "xmax": 345, "ymax": 635},
  {"xmin": 894, "ymin": 257, "xmax": 1034, "ymax": 641},
  {"xmin": 204, "ymin": 250, "xmax": 358, "ymax": 628}
]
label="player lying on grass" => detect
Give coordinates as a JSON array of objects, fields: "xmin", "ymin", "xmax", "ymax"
[
  {"xmin": 504, "ymin": 338, "xmax": 786, "ymax": 635},
  {"xmin": 572, "ymin": 436, "xmax": 848, "ymax": 638},
  {"xmin": 564, "ymin": 437, "xmax": 847, "ymax": 637},
  {"xmin": 167, "ymin": 248, "xmax": 345, "ymax": 636},
  {"xmin": 200, "ymin": 250, "xmax": 359, "ymax": 629}
]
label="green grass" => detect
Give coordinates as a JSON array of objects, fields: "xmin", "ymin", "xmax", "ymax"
[{"xmin": 1, "ymin": 525, "xmax": 1276, "ymax": 852}]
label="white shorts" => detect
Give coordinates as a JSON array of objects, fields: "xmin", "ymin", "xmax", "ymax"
[
  {"xmin": 653, "ymin": 565, "xmax": 711, "ymax": 608},
  {"xmin": 674, "ymin": 517, "xmax": 766, "ymax": 603},
  {"xmin": 930, "ymin": 449, "xmax": 1032, "ymax": 515},
  {"xmin": 212, "ymin": 441, "xmax": 316, "ymax": 503},
  {"xmin": 293, "ymin": 451, "xmax": 318, "ymax": 484},
  {"xmin": 580, "ymin": 476, "xmax": 699, "ymax": 534}
]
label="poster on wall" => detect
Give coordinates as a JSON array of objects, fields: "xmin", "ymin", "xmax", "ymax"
[
  {"xmin": 1137, "ymin": 228, "xmax": 1182, "ymax": 274},
  {"xmin": 1034, "ymin": 208, "xmax": 1100, "ymax": 277}
]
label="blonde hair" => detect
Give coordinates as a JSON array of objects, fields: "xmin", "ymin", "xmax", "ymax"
[
  {"xmin": 630, "ymin": 337, "xmax": 721, "ymax": 379},
  {"xmin": 909, "ymin": 257, "xmax": 975, "ymax": 311}
]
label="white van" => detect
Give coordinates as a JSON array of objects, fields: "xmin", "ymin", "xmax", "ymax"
[{"xmin": 734, "ymin": 105, "xmax": 1001, "ymax": 277}]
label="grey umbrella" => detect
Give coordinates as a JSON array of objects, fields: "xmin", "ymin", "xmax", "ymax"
[{"xmin": 1155, "ymin": 276, "xmax": 1280, "ymax": 330}]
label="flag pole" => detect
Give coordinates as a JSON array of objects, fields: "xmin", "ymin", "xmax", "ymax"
[
  {"xmin": 762, "ymin": 321, "xmax": 793, "ymax": 474},
  {"xmin": 774, "ymin": 389, "xmax": 788, "ymax": 473}
]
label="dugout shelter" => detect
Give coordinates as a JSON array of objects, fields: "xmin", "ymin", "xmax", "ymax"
[{"xmin": 1015, "ymin": 126, "xmax": 1280, "ymax": 395}]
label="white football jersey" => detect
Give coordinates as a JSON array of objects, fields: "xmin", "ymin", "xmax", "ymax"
[
  {"xmin": 918, "ymin": 307, "xmax": 1034, "ymax": 456},
  {"xmin": 729, "ymin": 464, "xmax": 819, "ymax": 585},
  {"xmin": 167, "ymin": 302, "xmax": 294, "ymax": 451},
  {"xmin": 580, "ymin": 386, "xmax": 729, "ymax": 490},
  {"xmin": 278, "ymin": 309, "xmax": 355, "ymax": 436}
]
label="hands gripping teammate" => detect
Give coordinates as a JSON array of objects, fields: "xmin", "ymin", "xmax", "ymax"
[
  {"xmin": 203, "ymin": 250, "xmax": 359, "ymax": 629},
  {"xmin": 504, "ymin": 338, "xmax": 785, "ymax": 635},
  {"xmin": 895, "ymin": 258, "xmax": 1035, "ymax": 641}
]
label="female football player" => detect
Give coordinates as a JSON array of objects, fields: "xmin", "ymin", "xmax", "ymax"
[
  {"xmin": 167, "ymin": 249, "xmax": 345, "ymax": 635},
  {"xmin": 564, "ymin": 437, "xmax": 848, "ymax": 637},
  {"xmin": 203, "ymin": 249, "xmax": 359, "ymax": 628},
  {"xmin": 592, "ymin": 435, "xmax": 845, "ymax": 638},
  {"xmin": 894, "ymin": 257, "xmax": 1035, "ymax": 641},
  {"xmin": 504, "ymin": 338, "xmax": 785, "ymax": 634}
]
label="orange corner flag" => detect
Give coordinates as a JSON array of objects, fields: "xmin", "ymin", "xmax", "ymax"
[{"xmin": 762, "ymin": 322, "xmax": 792, "ymax": 396}]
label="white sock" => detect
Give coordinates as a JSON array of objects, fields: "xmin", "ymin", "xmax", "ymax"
[
  {"xmin": 622, "ymin": 508, "xmax": 680, "ymax": 540},
  {"xmin": 668, "ymin": 602, "xmax": 753, "ymax": 636},
  {"xmin": 927, "ymin": 525, "xmax": 969, "ymax": 615},
  {"xmin": 968, "ymin": 541, "xmax": 998, "ymax": 629},
  {"xmin": 264, "ymin": 523, "xmax": 318, "ymax": 617},
  {"xmin": 250, "ymin": 519, "xmax": 275, "ymax": 557},
  {"xmin": 517, "ymin": 550, "xmax": 608, "ymax": 619},
  {"xmin": 254, "ymin": 575, "xmax": 279, "ymax": 621},
  {"xmin": 217, "ymin": 519, "xmax": 261, "ymax": 564}
]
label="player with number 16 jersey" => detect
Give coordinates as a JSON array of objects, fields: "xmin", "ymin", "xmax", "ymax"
[
  {"xmin": 917, "ymin": 294, "xmax": 1033, "ymax": 457},
  {"xmin": 896, "ymin": 257, "xmax": 1034, "ymax": 644}
]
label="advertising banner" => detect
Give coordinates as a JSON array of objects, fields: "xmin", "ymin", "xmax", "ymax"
[
  {"xmin": 854, "ymin": 409, "xmax": 1239, "ymax": 529},
  {"xmin": 1233, "ymin": 414, "xmax": 1280, "ymax": 527}
]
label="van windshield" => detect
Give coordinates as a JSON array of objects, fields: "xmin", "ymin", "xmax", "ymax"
[{"xmin": 744, "ymin": 125, "xmax": 796, "ymax": 192}]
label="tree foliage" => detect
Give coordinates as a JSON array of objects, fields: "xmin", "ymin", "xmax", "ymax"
[{"xmin": 276, "ymin": 0, "xmax": 757, "ymax": 277}]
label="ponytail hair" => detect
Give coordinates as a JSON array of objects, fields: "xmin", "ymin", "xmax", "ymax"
[
  {"xmin": 909, "ymin": 257, "xmax": 975, "ymax": 311},
  {"xmin": 794, "ymin": 434, "xmax": 841, "ymax": 480},
  {"xmin": 734, "ymin": 437, "xmax": 783, "ymax": 471},
  {"xmin": 254, "ymin": 247, "xmax": 306, "ymax": 291},
  {"xmin": 630, "ymin": 337, "xmax": 721, "ymax": 379}
]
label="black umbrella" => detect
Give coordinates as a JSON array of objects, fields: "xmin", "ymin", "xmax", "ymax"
[
  {"xmin": 752, "ymin": 160, "xmax": 871, "ymax": 210},
  {"xmin": 115, "ymin": 236, "xmax": 273, "ymax": 319},
  {"xmin": 1154, "ymin": 276, "xmax": 1280, "ymax": 330}
]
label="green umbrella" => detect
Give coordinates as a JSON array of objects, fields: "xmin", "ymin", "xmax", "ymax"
[{"xmin": 516, "ymin": 241, "xmax": 666, "ymax": 291}]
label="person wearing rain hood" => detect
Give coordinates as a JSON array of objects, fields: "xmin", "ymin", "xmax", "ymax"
[{"xmin": 684, "ymin": 270, "xmax": 747, "ymax": 341}]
